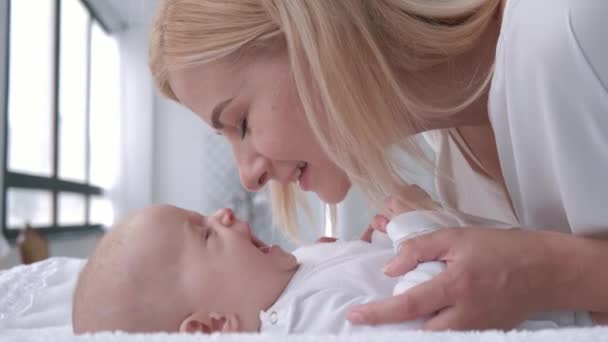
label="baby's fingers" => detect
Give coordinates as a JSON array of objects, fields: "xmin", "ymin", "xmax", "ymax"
[{"xmin": 371, "ymin": 215, "xmax": 389, "ymax": 233}]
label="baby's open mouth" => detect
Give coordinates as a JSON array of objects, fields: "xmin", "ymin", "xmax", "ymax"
[{"xmin": 250, "ymin": 236, "xmax": 271, "ymax": 254}]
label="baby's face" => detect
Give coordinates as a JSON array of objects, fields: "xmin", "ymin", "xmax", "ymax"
[{"xmin": 125, "ymin": 205, "xmax": 297, "ymax": 330}]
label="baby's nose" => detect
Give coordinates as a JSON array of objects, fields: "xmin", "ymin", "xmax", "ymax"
[
  {"xmin": 217, "ymin": 208, "xmax": 235, "ymax": 226},
  {"xmin": 216, "ymin": 208, "xmax": 251, "ymax": 236}
]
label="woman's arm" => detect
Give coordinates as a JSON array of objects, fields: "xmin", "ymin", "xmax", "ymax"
[
  {"xmin": 349, "ymin": 227, "xmax": 608, "ymax": 330},
  {"xmin": 566, "ymin": 235, "xmax": 608, "ymax": 314}
]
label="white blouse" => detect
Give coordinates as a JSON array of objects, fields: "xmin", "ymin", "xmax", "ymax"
[{"xmin": 489, "ymin": 0, "xmax": 608, "ymax": 235}]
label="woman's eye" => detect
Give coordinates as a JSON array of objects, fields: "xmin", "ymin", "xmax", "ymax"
[{"xmin": 238, "ymin": 113, "xmax": 248, "ymax": 139}]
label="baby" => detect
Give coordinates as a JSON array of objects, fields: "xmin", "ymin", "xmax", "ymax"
[{"xmin": 72, "ymin": 204, "xmax": 593, "ymax": 334}]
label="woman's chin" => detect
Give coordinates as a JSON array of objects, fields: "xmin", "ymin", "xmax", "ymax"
[{"xmin": 316, "ymin": 183, "xmax": 351, "ymax": 204}]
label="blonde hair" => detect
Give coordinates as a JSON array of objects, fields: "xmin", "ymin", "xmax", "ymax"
[{"xmin": 150, "ymin": 0, "xmax": 501, "ymax": 237}]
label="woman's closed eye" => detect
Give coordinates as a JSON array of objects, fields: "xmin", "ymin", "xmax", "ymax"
[{"xmin": 237, "ymin": 112, "xmax": 249, "ymax": 139}]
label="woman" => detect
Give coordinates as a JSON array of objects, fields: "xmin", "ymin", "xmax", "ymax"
[{"xmin": 149, "ymin": 0, "xmax": 608, "ymax": 330}]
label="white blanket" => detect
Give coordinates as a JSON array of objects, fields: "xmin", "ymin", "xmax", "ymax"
[
  {"xmin": 2, "ymin": 257, "xmax": 607, "ymax": 342},
  {"xmin": 3, "ymin": 328, "xmax": 608, "ymax": 342}
]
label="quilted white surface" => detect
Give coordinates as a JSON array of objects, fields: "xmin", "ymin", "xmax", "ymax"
[
  {"xmin": 1, "ymin": 257, "xmax": 607, "ymax": 341},
  {"xmin": 0, "ymin": 257, "xmax": 85, "ymax": 330}
]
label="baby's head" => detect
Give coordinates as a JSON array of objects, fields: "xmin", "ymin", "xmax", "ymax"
[{"xmin": 73, "ymin": 204, "xmax": 298, "ymax": 334}]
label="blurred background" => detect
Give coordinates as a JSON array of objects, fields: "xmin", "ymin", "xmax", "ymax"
[
  {"xmin": 0, "ymin": 0, "xmax": 435, "ymax": 269},
  {"xmin": 0, "ymin": 0, "xmax": 379, "ymax": 269}
]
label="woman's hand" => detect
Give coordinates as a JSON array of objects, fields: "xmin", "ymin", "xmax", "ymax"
[{"xmin": 348, "ymin": 227, "xmax": 579, "ymax": 330}]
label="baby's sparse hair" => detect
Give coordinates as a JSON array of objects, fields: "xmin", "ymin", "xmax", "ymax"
[{"xmin": 72, "ymin": 210, "xmax": 186, "ymax": 333}]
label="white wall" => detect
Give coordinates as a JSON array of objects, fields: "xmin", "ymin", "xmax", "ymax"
[
  {"xmin": 0, "ymin": 1, "xmax": 159, "ymax": 269},
  {"xmin": 0, "ymin": 0, "xmax": 9, "ymax": 259},
  {"xmin": 152, "ymin": 97, "xmax": 209, "ymax": 210},
  {"xmin": 109, "ymin": 25, "xmax": 155, "ymax": 221}
]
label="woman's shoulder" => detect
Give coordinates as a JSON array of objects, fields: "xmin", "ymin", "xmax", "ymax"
[
  {"xmin": 497, "ymin": 0, "xmax": 608, "ymax": 98},
  {"xmin": 505, "ymin": 0, "xmax": 607, "ymax": 72}
]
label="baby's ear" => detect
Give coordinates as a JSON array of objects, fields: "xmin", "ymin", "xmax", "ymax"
[{"xmin": 179, "ymin": 311, "xmax": 240, "ymax": 333}]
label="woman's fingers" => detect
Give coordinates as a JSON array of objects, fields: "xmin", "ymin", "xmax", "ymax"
[
  {"xmin": 384, "ymin": 229, "xmax": 455, "ymax": 276},
  {"xmin": 348, "ymin": 272, "xmax": 453, "ymax": 325},
  {"xmin": 423, "ymin": 304, "xmax": 522, "ymax": 331},
  {"xmin": 423, "ymin": 306, "xmax": 472, "ymax": 331}
]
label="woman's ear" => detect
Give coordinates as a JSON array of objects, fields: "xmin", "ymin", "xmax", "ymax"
[{"xmin": 179, "ymin": 311, "xmax": 241, "ymax": 333}]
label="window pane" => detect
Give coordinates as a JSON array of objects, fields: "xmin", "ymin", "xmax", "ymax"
[
  {"xmin": 58, "ymin": 192, "xmax": 86, "ymax": 225},
  {"xmin": 8, "ymin": 1, "xmax": 55, "ymax": 176},
  {"xmin": 7, "ymin": 188, "xmax": 53, "ymax": 229},
  {"xmin": 89, "ymin": 196, "xmax": 114, "ymax": 227},
  {"xmin": 58, "ymin": 0, "xmax": 89, "ymax": 182},
  {"xmin": 89, "ymin": 22, "xmax": 120, "ymax": 188}
]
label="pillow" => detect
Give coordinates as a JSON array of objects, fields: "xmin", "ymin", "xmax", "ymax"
[{"xmin": 0, "ymin": 257, "xmax": 86, "ymax": 330}]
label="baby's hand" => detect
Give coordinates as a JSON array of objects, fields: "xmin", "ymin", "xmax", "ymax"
[
  {"xmin": 363, "ymin": 186, "xmax": 439, "ymax": 240},
  {"xmin": 360, "ymin": 215, "xmax": 390, "ymax": 242},
  {"xmin": 315, "ymin": 236, "xmax": 338, "ymax": 244},
  {"xmin": 382, "ymin": 185, "xmax": 439, "ymax": 218},
  {"xmin": 360, "ymin": 197, "xmax": 411, "ymax": 242}
]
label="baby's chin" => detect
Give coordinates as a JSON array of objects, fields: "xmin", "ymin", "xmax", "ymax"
[{"xmin": 266, "ymin": 245, "xmax": 298, "ymax": 271}]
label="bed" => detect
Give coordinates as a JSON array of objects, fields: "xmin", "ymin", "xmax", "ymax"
[{"xmin": 1, "ymin": 257, "xmax": 607, "ymax": 341}]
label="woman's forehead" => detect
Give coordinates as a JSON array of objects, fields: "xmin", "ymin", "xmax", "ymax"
[{"xmin": 169, "ymin": 62, "xmax": 243, "ymax": 122}]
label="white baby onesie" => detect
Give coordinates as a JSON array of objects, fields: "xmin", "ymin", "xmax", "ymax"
[{"xmin": 259, "ymin": 210, "xmax": 593, "ymax": 333}]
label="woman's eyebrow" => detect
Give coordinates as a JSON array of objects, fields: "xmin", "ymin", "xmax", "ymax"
[{"xmin": 211, "ymin": 98, "xmax": 234, "ymax": 129}]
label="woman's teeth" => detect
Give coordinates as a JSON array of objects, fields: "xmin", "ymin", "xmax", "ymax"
[{"xmin": 296, "ymin": 162, "xmax": 307, "ymax": 182}]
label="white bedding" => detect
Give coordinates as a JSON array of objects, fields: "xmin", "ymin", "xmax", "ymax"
[{"xmin": 2, "ymin": 257, "xmax": 608, "ymax": 341}]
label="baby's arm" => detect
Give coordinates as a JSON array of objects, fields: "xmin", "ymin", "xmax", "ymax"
[{"xmin": 386, "ymin": 212, "xmax": 446, "ymax": 296}]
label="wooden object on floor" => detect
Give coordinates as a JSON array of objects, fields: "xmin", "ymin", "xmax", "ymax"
[{"xmin": 18, "ymin": 224, "xmax": 50, "ymax": 265}]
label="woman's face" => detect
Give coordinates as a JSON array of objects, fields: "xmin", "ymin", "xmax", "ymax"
[{"xmin": 169, "ymin": 54, "xmax": 351, "ymax": 204}]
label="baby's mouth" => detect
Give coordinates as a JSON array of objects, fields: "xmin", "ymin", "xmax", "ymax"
[{"xmin": 250, "ymin": 236, "xmax": 270, "ymax": 254}]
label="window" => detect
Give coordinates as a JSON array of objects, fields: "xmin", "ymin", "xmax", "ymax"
[{"xmin": 2, "ymin": 0, "xmax": 119, "ymax": 239}]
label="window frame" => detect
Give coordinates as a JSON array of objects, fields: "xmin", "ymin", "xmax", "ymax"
[{"xmin": 2, "ymin": 0, "xmax": 111, "ymax": 240}]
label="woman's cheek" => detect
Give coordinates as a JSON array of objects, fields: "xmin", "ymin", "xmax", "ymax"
[{"xmin": 252, "ymin": 127, "xmax": 302, "ymax": 159}]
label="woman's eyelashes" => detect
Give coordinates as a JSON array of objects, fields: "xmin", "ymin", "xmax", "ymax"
[{"xmin": 237, "ymin": 112, "xmax": 249, "ymax": 139}]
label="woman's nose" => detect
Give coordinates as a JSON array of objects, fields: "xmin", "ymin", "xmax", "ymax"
[{"xmin": 236, "ymin": 153, "xmax": 270, "ymax": 192}]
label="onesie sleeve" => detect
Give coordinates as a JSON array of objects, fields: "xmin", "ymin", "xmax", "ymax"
[{"xmin": 386, "ymin": 211, "xmax": 509, "ymax": 296}]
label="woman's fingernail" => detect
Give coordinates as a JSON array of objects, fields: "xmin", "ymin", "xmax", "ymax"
[{"xmin": 348, "ymin": 311, "xmax": 366, "ymax": 324}]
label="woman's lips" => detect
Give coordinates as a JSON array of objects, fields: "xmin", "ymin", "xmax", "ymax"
[
  {"xmin": 260, "ymin": 245, "xmax": 275, "ymax": 254},
  {"xmin": 298, "ymin": 162, "xmax": 310, "ymax": 191}
]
